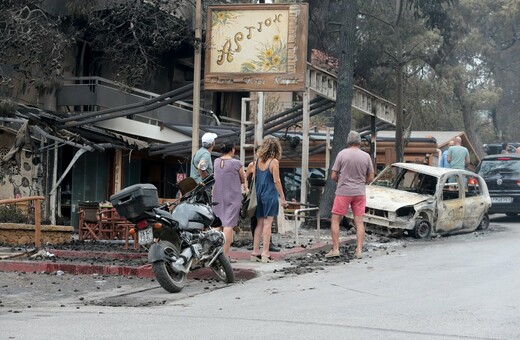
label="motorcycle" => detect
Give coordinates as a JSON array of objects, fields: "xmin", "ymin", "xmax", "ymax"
[{"xmin": 109, "ymin": 174, "xmax": 234, "ymax": 293}]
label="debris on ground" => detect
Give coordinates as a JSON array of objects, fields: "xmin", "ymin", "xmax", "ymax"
[{"xmin": 30, "ymin": 249, "xmax": 56, "ymax": 260}]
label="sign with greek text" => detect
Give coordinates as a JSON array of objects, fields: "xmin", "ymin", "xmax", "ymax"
[{"xmin": 204, "ymin": 4, "xmax": 308, "ymax": 92}]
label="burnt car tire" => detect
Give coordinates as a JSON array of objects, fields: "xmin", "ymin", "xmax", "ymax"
[
  {"xmin": 413, "ymin": 220, "xmax": 432, "ymax": 239},
  {"xmin": 477, "ymin": 214, "xmax": 490, "ymax": 230}
]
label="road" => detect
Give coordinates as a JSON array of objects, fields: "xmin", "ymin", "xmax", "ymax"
[{"xmin": 1, "ymin": 215, "xmax": 519, "ymax": 340}]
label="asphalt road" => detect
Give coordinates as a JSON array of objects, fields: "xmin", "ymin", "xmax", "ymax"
[{"xmin": 1, "ymin": 215, "xmax": 519, "ymax": 340}]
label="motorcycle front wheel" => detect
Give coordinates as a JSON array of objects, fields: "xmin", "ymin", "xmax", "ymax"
[
  {"xmin": 210, "ymin": 252, "xmax": 235, "ymax": 283},
  {"xmin": 152, "ymin": 241, "xmax": 187, "ymax": 293}
]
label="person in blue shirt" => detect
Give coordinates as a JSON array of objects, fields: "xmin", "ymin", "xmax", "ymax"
[
  {"xmin": 190, "ymin": 132, "xmax": 217, "ymax": 183},
  {"xmin": 439, "ymin": 140, "xmax": 454, "ymax": 168}
]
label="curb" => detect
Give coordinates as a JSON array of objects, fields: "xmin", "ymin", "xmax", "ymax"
[
  {"xmin": 0, "ymin": 260, "xmax": 257, "ymax": 281},
  {"xmin": 0, "ymin": 239, "xmax": 345, "ymax": 280}
]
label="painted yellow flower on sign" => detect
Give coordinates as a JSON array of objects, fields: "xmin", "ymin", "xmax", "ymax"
[
  {"xmin": 212, "ymin": 11, "xmax": 238, "ymax": 27},
  {"xmin": 240, "ymin": 36, "xmax": 287, "ymax": 73}
]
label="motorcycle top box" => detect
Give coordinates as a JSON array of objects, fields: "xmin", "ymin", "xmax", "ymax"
[{"xmin": 110, "ymin": 183, "xmax": 159, "ymax": 221}]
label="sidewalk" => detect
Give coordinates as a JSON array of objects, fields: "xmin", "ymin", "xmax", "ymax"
[{"xmin": 0, "ymin": 227, "xmax": 357, "ymax": 281}]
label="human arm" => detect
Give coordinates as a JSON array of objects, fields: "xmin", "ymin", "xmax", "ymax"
[
  {"xmin": 447, "ymin": 149, "xmax": 452, "ymax": 163},
  {"xmin": 198, "ymin": 152, "xmax": 212, "ymax": 179},
  {"xmin": 245, "ymin": 161, "xmax": 254, "ymax": 179},
  {"xmin": 270, "ymin": 159, "xmax": 287, "ymax": 207},
  {"xmin": 366, "ymin": 172, "xmax": 375, "ymax": 184},
  {"xmin": 366, "ymin": 156, "xmax": 375, "ymax": 184},
  {"xmin": 331, "ymin": 153, "xmax": 341, "ymax": 183},
  {"xmin": 331, "ymin": 170, "xmax": 339, "ymax": 182},
  {"xmin": 439, "ymin": 151, "xmax": 446, "ymax": 167},
  {"xmin": 464, "ymin": 149, "xmax": 470, "ymax": 165},
  {"xmin": 238, "ymin": 165, "xmax": 247, "ymax": 192}
]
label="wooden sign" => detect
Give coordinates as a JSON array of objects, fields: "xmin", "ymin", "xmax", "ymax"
[{"xmin": 204, "ymin": 4, "xmax": 308, "ymax": 92}]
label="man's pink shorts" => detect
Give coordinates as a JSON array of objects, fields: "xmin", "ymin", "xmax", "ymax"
[{"xmin": 332, "ymin": 195, "xmax": 366, "ymax": 216}]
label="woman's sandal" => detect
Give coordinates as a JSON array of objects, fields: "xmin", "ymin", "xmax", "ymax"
[
  {"xmin": 250, "ymin": 254, "xmax": 262, "ymax": 262},
  {"xmin": 261, "ymin": 255, "xmax": 273, "ymax": 263}
]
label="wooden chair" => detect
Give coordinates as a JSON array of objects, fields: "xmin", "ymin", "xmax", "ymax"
[
  {"xmin": 110, "ymin": 208, "xmax": 138, "ymax": 249},
  {"xmin": 78, "ymin": 203, "xmax": 100, "ymax": 241},
  {"xmin": 98, "ymin": 208, "xmax": 117, "ymax": 240}
]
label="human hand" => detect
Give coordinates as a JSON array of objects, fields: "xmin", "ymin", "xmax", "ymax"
[{"xmin": 281, "ymin": 198, "xmax": 288, "ymax": 208}]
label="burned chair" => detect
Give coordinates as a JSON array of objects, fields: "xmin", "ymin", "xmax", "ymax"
[{"xmin": 78, "ymin": 201, "xmax": 100, "ymax": 241}]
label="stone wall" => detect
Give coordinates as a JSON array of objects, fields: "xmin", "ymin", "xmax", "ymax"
[{"xmin": 0, "ymin": 223, "xmax": 73, "ymax": 245}]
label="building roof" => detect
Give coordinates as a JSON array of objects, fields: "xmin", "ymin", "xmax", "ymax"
[{"xmin": 377, "ymin": 130, "xmax": 479, "ymax": 162}]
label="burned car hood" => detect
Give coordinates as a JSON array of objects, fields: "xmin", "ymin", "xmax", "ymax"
[{"xmin": 365, "ymin": 186, "xmax": 430, "ymax": 212}]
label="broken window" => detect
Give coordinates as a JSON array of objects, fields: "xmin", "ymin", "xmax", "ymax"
[{"xmin": 463, "ymin": 175, "xmax": 482, "ymax": 197}]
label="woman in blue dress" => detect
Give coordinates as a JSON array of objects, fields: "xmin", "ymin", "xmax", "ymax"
[{"xmin": 251, "ymin": 137, "xmax": 288, "ymax": 263}]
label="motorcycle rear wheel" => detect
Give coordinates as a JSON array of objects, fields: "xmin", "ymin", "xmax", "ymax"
[
  {"xmin": 210, "ymin": 252, "xmax": 235, "ymax": 283},
  {"xmin": 152, "ymin": 241, "xmax": 187, "ymax": 293}
]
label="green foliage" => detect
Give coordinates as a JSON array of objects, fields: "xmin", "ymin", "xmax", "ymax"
[{"xmin": 0, "ymin": 205, "xmax": 27, "ymax": 223}]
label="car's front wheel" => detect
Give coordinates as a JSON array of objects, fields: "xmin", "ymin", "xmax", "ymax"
[{"xmin": 413, "ymin": 219, "xmax": 432, "ymax": 239}]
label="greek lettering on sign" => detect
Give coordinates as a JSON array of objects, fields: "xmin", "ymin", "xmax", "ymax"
[{"xmin": 216, "ymin": 14, "xmax": 283, "ymax": 66}]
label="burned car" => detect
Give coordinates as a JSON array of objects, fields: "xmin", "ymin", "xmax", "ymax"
[{"xmin": 347, "ymin": 163, "xmax": 491, "ymax": 238}]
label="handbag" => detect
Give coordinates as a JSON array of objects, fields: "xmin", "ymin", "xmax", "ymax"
[{"xmin": 246, "ymin": 176, "xmax": 257, "ymax": 218}]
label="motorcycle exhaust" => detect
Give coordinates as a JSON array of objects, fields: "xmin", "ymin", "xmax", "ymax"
[{"xmin": 170, "ymin": 244, "xmax": 202, "ymax": 273}]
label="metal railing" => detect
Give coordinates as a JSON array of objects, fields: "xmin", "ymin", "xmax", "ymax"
[{"xmin": 292, "ymin": 206, "xmax": 321, "ymax": 245}]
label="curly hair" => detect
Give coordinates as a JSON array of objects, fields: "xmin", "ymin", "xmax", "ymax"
[{"xmin": 258, "ymin": 137, "xmax": 282, "ymax": 162}]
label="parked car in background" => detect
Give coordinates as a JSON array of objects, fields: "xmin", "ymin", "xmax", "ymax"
[
  {"xmin": 476, "ymin": 154, "xmax": 520, "ymax": 217},
  {"xmin": 483, "ymin": 143, "xmax": 520, "ymax": 155},
  {"xmin": 347, "ymin": 163, "xmax": 491, "ymax": 239}
]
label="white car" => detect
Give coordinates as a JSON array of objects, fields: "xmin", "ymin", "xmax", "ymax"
[{"xmin": 347, "ymin": 163, "xmax": 491, "ymax": 238}]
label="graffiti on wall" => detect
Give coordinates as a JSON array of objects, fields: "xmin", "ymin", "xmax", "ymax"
[{"xmin": 0, "ymin": 133, "xmax": 44, "ymax": 199}]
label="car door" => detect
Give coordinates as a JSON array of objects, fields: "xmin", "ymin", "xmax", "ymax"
[
  {"xmin": 435, "ymin": 174, "xmax": 465, "ymax": 233},
  {"xmin": 462, "ymin": 174, "xmax": 487, "ymax": 231}
]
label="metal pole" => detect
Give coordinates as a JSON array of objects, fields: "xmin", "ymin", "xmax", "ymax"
[
  {"xmin": 300, "ymin": 90, "xmax": 310, "ymax": 204},
  {"xmin": 325, "ymin": 127, "xmax": 331, "ymax": 180},
  {"xmin": 255, "ymin": 92, "xmax": 265, "ymax": 146},
  {"xmin": 50, "ymin": 142, "xmax": 58, "ymax": 225},
  {"xmin": 370, "ymin": 115, "xmax": 377, "ymax": 170},
  {"xmin": 192, "ymin": 0, "xmax": 202, "ymax": 157},
  {"xmin": 240, "ymin": 97, "xmax": 251, "ymax": 165}
]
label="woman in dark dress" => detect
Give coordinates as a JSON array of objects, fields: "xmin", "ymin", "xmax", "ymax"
[{"xmin": 250, "ymin": 137, "xmax": 288, "ymax": 263}]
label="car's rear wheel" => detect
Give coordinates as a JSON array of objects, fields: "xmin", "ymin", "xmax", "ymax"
[
  {"xmin": 477, "ymin": 214, "xmax": 490, "ymax": 230},
  {"xmin": 413, "ymin": 219, "xmax": 432, "ymax": 239}
]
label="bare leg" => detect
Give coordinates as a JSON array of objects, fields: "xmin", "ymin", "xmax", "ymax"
[
  {"xmin": 222, "ymin": 226, "xmax": 233, "ymax": 256},
  {"xmin": 330, "ymin": 213, "xmax": 342, "ymax": 251},
  {"xmin": 252, "ymin": 217, "xmax": 264, "ymax": 255},
  {"xmin": 261, "ymin": 216, "xmax": 274, "ymax": 257},
  {"xmin": 354, "ymin": 215, "xmax": 365, "ymax": 257}
]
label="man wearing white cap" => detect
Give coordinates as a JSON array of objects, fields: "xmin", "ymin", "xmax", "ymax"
[{"xmin": 191, "ymin": 132, "xmax": 217, "ymax": 183}]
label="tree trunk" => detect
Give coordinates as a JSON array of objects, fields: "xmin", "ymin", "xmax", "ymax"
[
  {"xmin": 452, "ymin": 79, "xmax": 486, "ymax": 161},
  {"xmin": 319, "ymin": 0, "xmax": 358, "ymax": 219},
  {"xmin": 394, "ymin": 0, "xmax": 404, "ymax": 163},
  {"xmin": 395, "ymin": 26, "xmax": 404, "ymax": 162}
]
